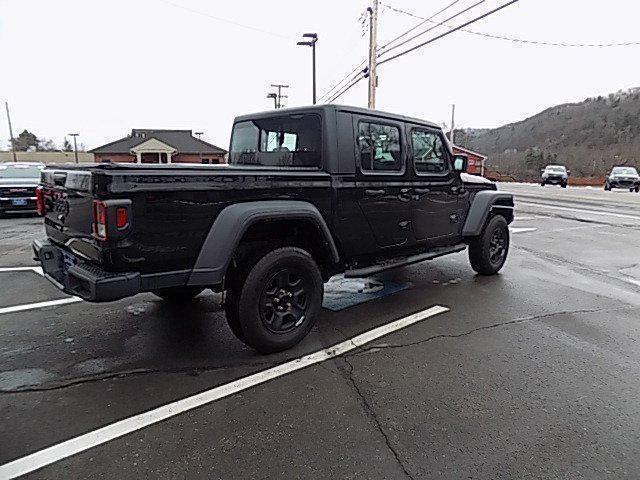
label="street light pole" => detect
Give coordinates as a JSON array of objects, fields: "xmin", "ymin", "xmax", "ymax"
[
  {"xmin": 267, "ymin": 92, "xmax": 278, "ymax": 109},
  {"xmin": 297, "ymin": 33, "xmax": 318, "ymax": 104},
  {"xmin": 68, "ymin": 133, "xmax": 79, "ymax": 163}
]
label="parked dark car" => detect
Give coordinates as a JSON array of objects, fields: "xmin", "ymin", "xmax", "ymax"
[
  {"xmin": 32, "ymin": 105, "xmax": 514, "ymax": 353},
  {"xmin": 540, "ymin": 165, "xmax": 569, "ymax": 187},
  {"xmin": 604, "ymin": 166, "xmax": 640, "ymax": 192},
  {"xmin": 0, "ymin": 162, "xmax": 44, "ymax": 215}
]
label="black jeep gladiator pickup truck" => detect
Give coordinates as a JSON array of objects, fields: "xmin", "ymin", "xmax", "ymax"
[{"xmin": 33, "ymin": 105, "xmax": 514, "ymax": 353}]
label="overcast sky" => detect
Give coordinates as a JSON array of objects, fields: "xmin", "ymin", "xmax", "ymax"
[{"xmin": 1, "ymin": 0, "xmax": 640, "ymax": 150}]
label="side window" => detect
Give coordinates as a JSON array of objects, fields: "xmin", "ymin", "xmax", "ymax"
[
  {"xmin": 411, "ymin": 130, "xmax": 449, "ymax": 174},
  {"xmin": 358, "ymin": 121, "xmax": 402, "ymax": 173}
]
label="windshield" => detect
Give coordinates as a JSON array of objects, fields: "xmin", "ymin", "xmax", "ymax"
[
  {"xmin": 545, "ymin": 166, "xmax": 566, "ymax": 173},
  {"xmin": 230, "ymin": 114, "xmax": 321, "ymax": 168},
  {"xmin": 0, "ymin": 164, "xmax": 43, "ymax": 179},
  {"xmin": 611, "ymin": 167, "xmax": 638, "ymax": 176}
]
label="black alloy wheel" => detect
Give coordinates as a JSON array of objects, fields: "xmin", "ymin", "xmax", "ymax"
[
  {"xmin": 488, "ymin": 227, "xmax": 507, "ymax": 265},
  {"xmin": 259, "ymin": 267, "xmax": 310, "ymax": 334}
]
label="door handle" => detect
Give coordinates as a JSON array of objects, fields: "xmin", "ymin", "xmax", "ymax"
[
  {"xmin": 365, "ymin": 189, "xmax": 385, "ymax": 196},
  {"xmin": 414, "ymin": 188, "xmax": 430, "ymax": 194}
]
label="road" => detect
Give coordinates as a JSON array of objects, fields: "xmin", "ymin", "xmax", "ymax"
[{"xmin": 2, "ymin": 183, "xmax": 640, "ymax": 479}]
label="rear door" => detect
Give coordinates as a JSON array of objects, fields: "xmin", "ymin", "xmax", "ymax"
[
  {"xmin": 353, "ymin": 115, "xmax": 414, "ymax": 249},
  {"xmin": 406, "ymin": 125, "xmax": 464, "ymax": 244}
]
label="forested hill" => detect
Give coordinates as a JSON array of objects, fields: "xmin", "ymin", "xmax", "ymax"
[{"xmin": 454, "ymin": 88, "xmax": 640, "ymax": 179}]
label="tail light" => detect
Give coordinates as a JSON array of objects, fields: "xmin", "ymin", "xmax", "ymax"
[
  {"xmin": 35, "ymin": 186, "xmax": 45, "ymax": 216},
  {"xmin": 116, "ymin": 207, "xmax": 128, "ymax": 229},
  {"xmin": 93, "ymin": 200, "xmax": 108, "ymax": 239},
  {"xmin": 92, "ymin": 199, "xmax": 132, "ymax": 241}
]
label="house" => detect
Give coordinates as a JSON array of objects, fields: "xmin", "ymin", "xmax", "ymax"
[
  {"xmin": 89, "ymin": 129, "xmax": 227, "ymax": 164},
  {"xmin": 452, "ymin": 145, "xmax": 487, "ymax": 176}
]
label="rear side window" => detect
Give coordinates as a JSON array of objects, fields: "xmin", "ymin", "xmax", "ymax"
[
  {"xmin": 230, "ymin": 114, "xmax": 321, "ymax": 168},
  {"xmin": 411, "ymin": 130, "xmax": 448, "ymax": 174},
  {"xmin": 357, "ymin": 121, "xmax": 402, "ymax": 172}
]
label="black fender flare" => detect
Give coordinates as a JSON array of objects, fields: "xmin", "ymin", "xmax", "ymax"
[
  {"xmin": 462, "ymin": 191, "xmax": 514, "ymax": 237},
  {"xmin": 187, "ymin": 200, "xmax": 340, "ymax": 286}
]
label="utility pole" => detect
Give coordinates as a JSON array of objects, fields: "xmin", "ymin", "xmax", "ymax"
[
  {"xmin": 449, "ymin": 104, "xmax": 455, "ymax": 144},
  {"xmin": 5, "ymin": 102, "xmax": 18, "ymax": 162},
  {"xmin": 195, "ymin": 132, "xmax": 204, "ymax": 164},
  {"xmin": 297, "ymin": 33, "xmax": 318, "ymax": 104},
  {"xmin": 367, "ymin": 0, "xmax": 379, "ymax": 109},
  {"xmin": 269, "ymin": 84, "xmax": 289, "ymax": 109},
  {"xmin": 68, "ymin": 133, "xmax": 79, "ymax": 163}
]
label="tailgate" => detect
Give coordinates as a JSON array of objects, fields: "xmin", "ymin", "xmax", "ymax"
[{"xmin": 42, "ymin": 168, "xmax": 95, "ymax": 247}]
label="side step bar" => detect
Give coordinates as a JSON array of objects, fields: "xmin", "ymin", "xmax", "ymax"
[{"xmin": 344, "ymin": 243, "xmax": 467, "ymax": 278}]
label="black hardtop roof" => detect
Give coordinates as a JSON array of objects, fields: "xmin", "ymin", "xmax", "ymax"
[{"xmin": 233, "ymin": 104, "xmax": 442, "ymax": 130}]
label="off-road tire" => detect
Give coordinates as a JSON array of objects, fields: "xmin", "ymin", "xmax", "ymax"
[
  {"xmin": 152, "ymin": 286, "xmax": 204, "ymax": 302},
  {"xmin": 468, "ymin": 215, "xmax": 510, "ymax": 276},
  {"xmin": 561, "ymin": 182, "xmax": 567, "ymax": 188},
  {"xmin": 605, "ymin": 184, "xmax": 611, "ymax": 191},
  {"xmin": 231, "ymin": 247, "xmax": 323, "ymax": 354},
  {"xmin": 635, "ymin": 186, "xmax": 640, "ymax": 193},
  {"xmin": 540, "ymin": 182, "xmax": 545, "ymax": 187}
]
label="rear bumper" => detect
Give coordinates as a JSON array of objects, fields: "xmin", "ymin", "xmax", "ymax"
[
  {"xmin": 610, "ymin": 180, "xmax": 640, "ymax": 188},
  {"xmin": 32, "ymin": 239, "xmax": 141, "ymax": 302},
  {"xmin": 32, "ymin": 239, "xmax": 199, "ymax": 302},
  {"xmin": 0, "ymin": 197, "xmax": 37, "ymax": 212},
  {"xmin": 542, "ymin": 176, "xmax": 566, "ymax": 184}
]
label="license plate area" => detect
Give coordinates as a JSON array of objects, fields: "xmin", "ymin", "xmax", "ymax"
[
  {"xmin": 12, "ymin": 199, "xmax": 28, "ymax": 206},
  {"xmin": 61, "ymin": 250, "xmax": 77, "ymax": 274}
]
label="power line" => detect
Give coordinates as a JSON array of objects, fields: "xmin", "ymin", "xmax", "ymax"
[
  {"xmin": 326, "ymin": 74, "xmax": 367, "ymax": 103},
  {"xmin": 383, "ymin": 1, "xmax": 640, "ymax": 48},
  {"xmin": 319, "ymin": 0, "xmax": 469, "ymax": 104},
  {"xmin": 378, "ymin": 0, "xmax": 520, "ymax": 66},
  {"xmin": 157, "ymin": 0, "xmax": 292, "ymax": 40},
  {"xmin": 378, "ymin": 0, "xmax": 486, "ymax": 57},
  {"xmin": 378, "ymin": 0, "xmax": 463, "ymax": 51},
  {"xmin": 318, "ymin": 59, "xmax": 367, "ymax": 103}
]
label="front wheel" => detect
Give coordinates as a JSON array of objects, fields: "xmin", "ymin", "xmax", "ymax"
[
  {"xmin": 561, "ymin": 182, "xmax": 567, "ymax": 188},
  {"xmin": 540, "ymin": 182, "xmax": 546, "ymax": 187},
  {"xmin": 605, "ymin": 184, "xmax": 611, "ymax": 191},
  {"xmin": 635, "ymin": 186, "xmax": 640, "ymax": 193},
  {"xmin": 468, "ymin": 215, "xmax": 510, "ymax": 275},
  {"xmin": 229, "ymin": 247, "xmax": 323, "ymax": 354}
]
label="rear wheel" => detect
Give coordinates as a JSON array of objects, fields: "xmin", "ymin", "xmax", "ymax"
[
  {"xmin": 540, "ymin": 181, "xmax": 546, "ymax": 187},
  {"xmin": 635, "ymin": 186, "xmax": 640, "ymax": 193},
  {"xmin": 468, "ymin": 215, "xmax": 510, "ymax": 276},
  {"xmin": 152, "ymin": 286, "xmax": 204, "ymax": 302},
  {"xmin": 227, "ymin": 247, "xmax": 323, "ymax": 354},
  {"xmin": 604, "ymin": 183, "xmax": 611, "ymax": 191}
]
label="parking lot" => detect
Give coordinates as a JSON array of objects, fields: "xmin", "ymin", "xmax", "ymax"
[{"xmin": 2, "ymin": 183, "xmax": 640, "ymax": 479}]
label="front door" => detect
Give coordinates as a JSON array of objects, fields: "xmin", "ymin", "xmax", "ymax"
[
  {"xmin": 354, "ymin": 116, "xmax": 414, "ymax": 249},
  {"xmin": 406, "ymin": 126, "xmax": 464, "ymax": 244}
]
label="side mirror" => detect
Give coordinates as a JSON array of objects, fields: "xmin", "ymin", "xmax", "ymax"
[
  {"xmin": 540, "ymin": 169, "xmax": 545, "ymax": 175},
  {"xmin": 566, "ymin": 170, "xmax": 571, "ymax": 176},
  {"xmin": 453, "ymin": 154, "xmax": 468, "ymax": 172}
]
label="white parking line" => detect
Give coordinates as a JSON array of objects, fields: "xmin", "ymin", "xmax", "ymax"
[
  {"xmin": 510, "ymin": 227, "xmax": 538, "ymax": 234},
  {"xmin": 0, "ymin": 305, "xmax": 449, "ymax": 479},
  {"xmin": 0, "ymin": 297, "xmax": 82, "ymax": 315},
  {"xmin": 0, "ymin": 266, "xmax": 42, "ymax": 275},
  {"xmin": 519, "ymin": 201, "xmax": 640, "ymax": 221}
]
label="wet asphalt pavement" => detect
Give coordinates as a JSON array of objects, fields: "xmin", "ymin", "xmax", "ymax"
[{"xmin": 2, "ymin": 183, "xmax": 640, "ymax": 479}]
